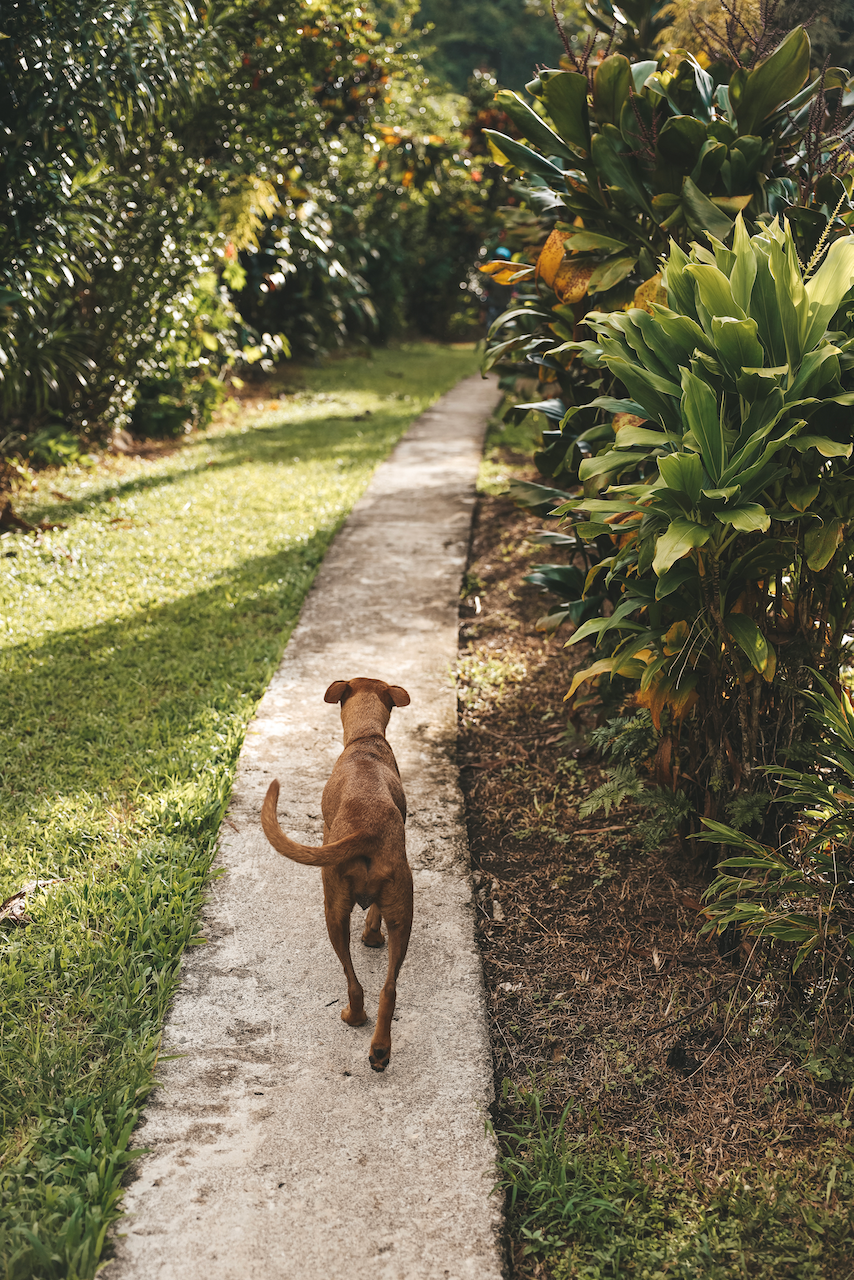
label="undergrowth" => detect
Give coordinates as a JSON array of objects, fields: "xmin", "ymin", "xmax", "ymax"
[
  {"xmin": 0, "ymin": 342, "xmax": 477, "ymax": 1279},
  {"xmin": 496, "ymin": 1085, "xmax": 854, "ymax": 1280}
]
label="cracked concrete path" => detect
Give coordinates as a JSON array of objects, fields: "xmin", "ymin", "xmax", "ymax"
[{"xmin": 105, "ymin": 372, "xmax": 505, "ymax": 1280}]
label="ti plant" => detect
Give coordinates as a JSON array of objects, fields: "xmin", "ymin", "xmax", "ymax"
[
  {"xmin": 700, "ymin": 674, "xmax": 854, "ymax": 1009},
  {"xmin": 479, "ymin": 24, "xmax": 854, "ymax": 400},
  {"xmin": 553, "ymin": 216, "xmax": 854, "ymax": 830}
]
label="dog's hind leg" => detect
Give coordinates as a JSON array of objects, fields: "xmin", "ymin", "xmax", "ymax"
[
  {"xmin": 324, "ymin": 904, "xmax": 368, "ymax": 1027},
  {"xmin": 361, "ymin": 903, "xmax": 385, "ymax": 949},
  {"xmin": 369, "ymin": 886, "xmax": 413, "ymax": 1072}
]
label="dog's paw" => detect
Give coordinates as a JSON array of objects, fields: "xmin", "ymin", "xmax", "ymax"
[
  {"xmin": 369, "ymin": 1045, "xmax": 390, "ymax": 1072},
  {"xmin": 361, "ymin": 931, "xmax": 385, "ymax": 949},
  {"xmin": 341, "ymin": 1005, "xmax": 368, "ymax": 1027}
]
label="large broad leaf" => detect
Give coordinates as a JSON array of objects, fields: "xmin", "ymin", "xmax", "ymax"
[
  {"xmin": 714, "ymin": 504, "xmax": 771, "ymax": 532},
  {"xmin": 749, "ymin": 248, "xmax": 787, "ymax": 365},
  {"xmin": 482, "ymin": 130, "xmax": 565, "ymax": 184},
  {"xmin": 653, "ymin": 517, "xmax": 712, "ymax": 574},
  {"xmin": 563, "ymin": 230, "xmax": 629, "ymax": 252},
  {"xmin": 507, "ymin": 478, "xmax": 576, "ymax": 516},
  {"xmin": 494, "ymin": 90, "xmax": 575, "ymax": 162},
  {"xmin": 565, "ymin": 654, "xmax": 647, "ymax": 696},
  {"xmin": 725, "ymin": 614, "xmax": 769, "ymax": 673},
  {"xmin": 793, "ymin": 435, "xmax": 853, "ymax": 458},
  {"xmin": 802, "ymin": 235, "xmax": 854, "ymax": 350},
  {"xmin": 729, "ymin": 215, "xmax": 758, "ymax": 312},
  {"xmin": 658, "ymin": 449, "xmax": 705, "ymax": 503},
  {"xmin": 730, "ymin": 26, "xmax": 811, "ymax": 136},
  {"xmin": 804, "ymin": 517, "xmax": 844, "ymax": 570},
  {"xmin": 658, "ymin": 116, "xmax": 708, "ymax": 169},
  {"xmin": 587, "ymin": 255, "xmax": 637, "ymax": 293},
  {"xmin": 685, "ymin": 262, "xmax": 744, "ymax": 324},
  {"xmin": 767, "ymin": 238, "xmax": 808, "ymax": 368},
  {"xmin": 591, "ymin": 129, "xmax": 654, "ymax": 217},
  {"xmin": 605, "ymin": 357, "xmax": 683, "ymax": 432},
  {"xmin": 681, "ymin": 177, "xmax": 734, "ymax": 242},
  {"xmin": 579, "ymin": 449, "xmax": 648, "ymax": 481},
  {"xmin": 542, "ymin": 71, "xmax": 591, "ymax": 158},
  {"xmin": 681, "ymin": 367, "xmax": 725, "ymax": 481},
  {"xmin": 592, "ymin": 55, "xmax": 632, "ymax": 126},
  {"xmin": 711, "ymin": 317, "xmax": 764, "ymax": 384}
]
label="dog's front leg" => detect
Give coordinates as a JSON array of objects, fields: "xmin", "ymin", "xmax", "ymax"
[{"xmin": 324, "ymin": 900, "xmax": 367, "ymax": 1027}]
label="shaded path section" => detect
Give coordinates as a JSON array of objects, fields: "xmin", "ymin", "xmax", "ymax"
[{"xmin": 106, "ymin": 373, "xmax": 505, "ymax": 1280}]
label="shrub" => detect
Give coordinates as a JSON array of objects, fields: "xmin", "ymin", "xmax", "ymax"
[{"xmin": 554, "ymin": 216, "xmax": 854, "ymax": 829}]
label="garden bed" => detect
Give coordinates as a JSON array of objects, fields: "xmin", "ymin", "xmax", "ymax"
[{"xmin": 458, "ymin": 425, "xmax": 854, "ymax": 1279}]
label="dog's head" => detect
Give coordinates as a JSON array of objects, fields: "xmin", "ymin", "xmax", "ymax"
[{"xmin": 324, "ymin": 678, "xmax": 410, "ymax": 721}]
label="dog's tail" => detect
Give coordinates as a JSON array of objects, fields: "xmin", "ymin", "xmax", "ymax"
[{"xmin": 260, "ymin": 780, "xmax": 371, "ymax": 867}]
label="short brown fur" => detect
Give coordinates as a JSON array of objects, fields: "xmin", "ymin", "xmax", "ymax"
[{"xmin": 260, "ymin": 677, "xmax": 412, "ymax": 1072}]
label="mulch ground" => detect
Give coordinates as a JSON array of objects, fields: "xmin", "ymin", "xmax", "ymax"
[{"xmin": 456, "ymin": 456, "xmax": 851, "ymax": 1276}]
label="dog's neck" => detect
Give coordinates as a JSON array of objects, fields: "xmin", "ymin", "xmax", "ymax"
[
  {"xmin": 340, "ymin": 693, "xmax": 391, "ymax": 747},
  {"xmin": 343, "ymin": 729, "xmax": 388, "ymax": 747}
]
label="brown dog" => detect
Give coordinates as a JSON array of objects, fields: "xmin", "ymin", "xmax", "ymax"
[{"xmin": 260, "ymin": 677, "xmax": 412, "ymax": 1072}]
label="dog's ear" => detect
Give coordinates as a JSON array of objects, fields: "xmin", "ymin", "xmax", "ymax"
[
  {"xmin": 387, "ymin": 685, "xmax": 410, "ymax": 707},
  {"xmin": 324, "ymin": 680, "xmax": 351, "ymax": 704}
]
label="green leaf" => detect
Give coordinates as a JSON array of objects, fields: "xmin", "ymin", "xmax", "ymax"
[
  {"xmin": 681, "ymin": 176, "xmax": 734, "ymax": 242},
  {"xmin": 494, "ymin": 90, "xmax": 575, "ymax": 161},
  {"xmin": 711, "ymin": 317, "xmax": 764, "ymax": 383},
  {"xmin": 725, "ymin": 614, "xmax": 769, "ymax": 672},
  {"xmin": 714, "ymin": 504, "xmax": 771, "ymax": 533},
  {"xmin": 591, "ymin": 129, "xmax": 654, "ymax": 216},
  {"xmin": 802, "ymin": 234, "xmax": 854, "ymax": 350},
  {"xmin": 804, "ymin": 517, "xmax": 844, "ymax": 570},
  {"xmin": 786, "ymin": 479, "xmax": 819, "ymax": 511},
  {"xmin": 654, "ymin": 563, "xmax": 697, "ymax": 600},
  {"xmin": 749, "ymin": 249, "xmax": 787, "ymax": 365},
  {"xmin": 563, "ymin": 230, "xmax": 629, "ymax": 252},
  {"xmin": 541, "ymin": 71, "xmax": 591, "ymax": 158},
  {"xmin": 681, "ymin": 367, "xmax": 725, "ymax": 481},
  {"xmin": 653, "ymin": 517, "xmax": 712, "ymax": 574},
  {"xmin": 631, "ymin": 60, "xmax": 658, "ymax": 91},
  {"xmin": 588, "ymin": 255, "xmax": 638, "ymax": 293},
  {"xmin": 592, "ymin": 54, "xmax": 632, "ymax": 125},
  {"xmin": 793, "ymin": 436, "xmax": 853, "ymax": 459},
  {"xmin": 732, "ymin": 26, "xmax": 811, "ymax": 135},
  {"xmin": 578, "ymin": 449, "xmax": 648, "ymax": 480},
  {"xmin": 658, "ymin": 116, "xmax": 708, "ymax": 168},
  {"xmin": 482, "ymin": 130, "xmax": 565, "ymax": 183},
  {"xmin": 658, "ymin": 450, "xmax": 705, "ymax": 502},
  {"xmin": 685, "ymin": 262, "xmax": 744, "ymax": 324}
]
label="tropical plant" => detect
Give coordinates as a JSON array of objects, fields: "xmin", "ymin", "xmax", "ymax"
[
  {"xmin": 550, "ymin": 215, "xmax": 854, "ymax": 832},
  {"xmin": 700, "ymin": 674, "xmax": 854, "ymax": 1009},
  {"xmin": 480, "ymin": 21, "xmax": 854, "ymax": 408},
  {"xmin": 0, "ymin": 0, "xmax": 494, "ymax": 466}
]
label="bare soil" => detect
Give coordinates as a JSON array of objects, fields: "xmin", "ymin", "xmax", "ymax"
[{"xmin": 456, "ymin": 455, "xmax": 851, "ymax": 1278}]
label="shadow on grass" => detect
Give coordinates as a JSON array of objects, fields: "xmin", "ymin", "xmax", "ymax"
[
  {"xmin": 0, "ymin": 531, "xmax": 338, "ymax": 885},
  {"xmin": 24, "ymin": 402, "xmax": 412, "ymax": 522}
]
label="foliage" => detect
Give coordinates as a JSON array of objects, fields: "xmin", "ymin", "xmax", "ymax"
[
  {"xmin": 0, "ymin": 343, "xmax": 477, "ymax": 1278},
  {"xmin": 544, "ymin": 217, "xmax": 854, "ymax": 837},
  {"xmin": 481, "ymin": 19, "xmax": 854, "ymax": 410},
  {"xmin": 495, "ymin": 1082, "xmax": 854, "ymax": 1278},
  {"xmin": 0, "ymin": 0, "xmax": 493, "ymax": 463},
  {"xmin": 700, "ymin": 674, "xmax": 854, "ymax": 1005}
]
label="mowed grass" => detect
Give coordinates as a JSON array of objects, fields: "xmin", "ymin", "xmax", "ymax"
[{"xmin": 0, "ymin": 343, "xmax": 479, "ymax": 1279}]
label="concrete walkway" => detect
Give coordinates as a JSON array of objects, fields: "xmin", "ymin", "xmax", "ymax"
[{"xmin": 106, "ymin": 373, "xmax": 506, "ymax": 1280}]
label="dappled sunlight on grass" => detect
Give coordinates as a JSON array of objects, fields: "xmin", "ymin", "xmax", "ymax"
[{"xmin": 0, "ymin": 343, "xmax": 478, "ymax": 1279}]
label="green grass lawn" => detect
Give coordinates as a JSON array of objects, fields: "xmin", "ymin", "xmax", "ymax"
[{"xmin": 0, "ymin": 343, "xmax": 479, "ymax": 1280}]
